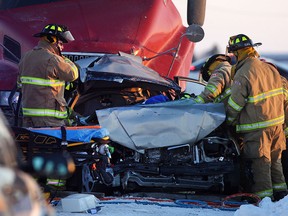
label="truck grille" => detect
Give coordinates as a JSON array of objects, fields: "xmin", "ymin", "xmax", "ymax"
[{"xmin": 62, "ymin": 52, "xmax": 104, "ymax": 63}]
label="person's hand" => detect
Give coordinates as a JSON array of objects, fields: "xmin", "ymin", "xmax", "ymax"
[{"xmin": 180, "ymin": 92, "xmax": 195, "ymax": 99}]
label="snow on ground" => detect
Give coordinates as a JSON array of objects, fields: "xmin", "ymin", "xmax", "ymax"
[{"xmin": 54, "ymin": 195, "xmax": 288, "ymax": 216}]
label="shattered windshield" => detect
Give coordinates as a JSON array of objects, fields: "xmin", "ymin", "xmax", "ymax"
[{"xmin": 0, "ymin": 0, "xmax": 62, "ymax": 10}]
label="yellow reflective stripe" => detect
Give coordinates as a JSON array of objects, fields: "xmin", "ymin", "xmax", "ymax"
[
  {"xmin": 64, "ymin": 58, "xmax": 78, "ymax": 78},
  {"xmin": 228, "ymin": 97, "xmax": 243, "ymax": 112},
  {"xmin": 236, "ymin": 115, "xmax": 284, "ymax": 132},
  {"xmin": 214, "ymin": 88, "xmax": 231, "ymax": 103},
  {"xmin": 194, "ymin": 96, "xmax": 205, "ymax": 103},
  {"xmin": 46, "ymin": 25, "xmax": 63, "ymax": 32},
  {"xmin": 255, "ymin": 189, "xmax": 273, "ymax": 199},
  {"xmin": 22, "ymin": 108, "xmax": 68, "ymax": 119},
  {"xmin": 284, "ymin": 88, "xmax": 288, "ymax": 99},
  {"xmin": 247, "ymin": 88, "xmax": 283, "ymax": 103},
  {"xmin": 20, "ymin": 76, "xmax": 65, "ymax": 87},
  {"xmin": 242, "ymin": 36, "xmax": 248, "ymax": 42},
  {"xmin": 205, "ymin": 84, "xmax": 217, "ymax": 95},
  {"xmin": 227, "ymin": 116, "xmax": 236, "ymax": 124},
  {"xmin": 272, "ymin": 183, "xmax": 287, "ymax": 191}
]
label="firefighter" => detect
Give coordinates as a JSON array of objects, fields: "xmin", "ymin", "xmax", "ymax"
[
  {"xmin": 194, "ymin": 54, "xmax": 233, "ymax": 105},
  {"xmin": 226, "ymin": 34, "xmax": 288, "ymax": 201},
  {"xmin": 18, "ymin": 23, "xmax": 79, "ymax": 127},
  {"xmin": 281, "ymin": 75, "xmax": 288, "ymax": 186}
]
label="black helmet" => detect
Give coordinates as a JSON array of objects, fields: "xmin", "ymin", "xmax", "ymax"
[
  {"xmin": 33, "ymin": 23, "xmax": 74, "ymax": 43},
  {"xmin": 200, "ymin": 54, "xmax": 231, "ymax": 82},
  {"xmin": 227, "ymin": 34, "xmax": 262, "ymax": 53}
]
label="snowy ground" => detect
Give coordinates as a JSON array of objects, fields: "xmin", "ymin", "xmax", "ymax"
[{"xmin": 53, "ymin": 194, "xmax": 288, "ymax": 216}]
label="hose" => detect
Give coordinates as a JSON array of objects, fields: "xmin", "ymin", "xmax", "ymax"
[{"xmin": 97, "ymin": 193, "xmax": 261, "ymax": 211}]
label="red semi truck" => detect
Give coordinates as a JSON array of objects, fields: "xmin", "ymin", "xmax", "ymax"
[
  {"xmin": 1, "ymin": 1, "xmax": 247, "ymax": 195},
  {"xmin": 0, "ymin": 0, "xmax": 206, "ymax": 107}
]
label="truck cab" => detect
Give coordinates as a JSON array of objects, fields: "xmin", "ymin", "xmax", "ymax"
[{"xmin": 0, "ymin": 0, "xmax": 206, "ymax": 107}]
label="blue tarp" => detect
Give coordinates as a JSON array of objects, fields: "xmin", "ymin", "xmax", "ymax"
[{"xmin": 29, "ymin": 126, "xmax": 109, "ymax": 143}]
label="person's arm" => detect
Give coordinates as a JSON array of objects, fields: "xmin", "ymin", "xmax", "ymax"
[
  {"xmin": 226, "ymin": 74, "xmax": 248, "ymax": 125},
  {"xmin": 53, "ymin": 56, "xmax": 79, "ymax": 82},
  {"xmin": 194, "ymin": 69, "xmax": 226, "ymax": 103}
]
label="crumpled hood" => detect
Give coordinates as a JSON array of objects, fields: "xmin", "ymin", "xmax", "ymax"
[
  {"xmin": 96, "ymin": 100, "xmax": 226, "ymax": 153},
  {"xmin": 76, "ymin": 54, "xmax": 181, "ymax": 93}
]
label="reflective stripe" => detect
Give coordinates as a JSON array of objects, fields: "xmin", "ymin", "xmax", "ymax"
[
  {"xmin": 247, "ymin": 88, "xmax": 283, "ymax": 103},
  {"xmin": 236, "ymin": 115, "xmax": 284, "ymax": 132},
  {"xmin": 255, "ymin": 189, "xmax": 273, "ymax": 199},
  {"xmin": 272, "ymin": 183, "xmax": 287, "ymax": 192},
  {"xmin": 205, "ymin": 84, "xmax": 217, "ymax": 95},
  {"xmin": 194, "ymin": 96, "xmax": 205, "ymax": 103},
  {"xmin": 228, "ymin": 97, "xmax": 243, "ymax": 112},
  {"xmin": 64, "ymin": 57, "xmax": 78, "ymax": 78},
  {"xmin": 284, "ymin": 88, "xmax": 288, "ymax": 99},
  {"xmin": 227, "ymin": 116, "xmax": 236, "ymax": 124},
  {"xmin": 20, "ymin": 76, "xmax": 65, "ymax": 87},
  {"xmin": 214, "ymin": 88, "xmax": 231, "ymax": 103},
  {"xmin": 47, "ymin": 178, "xmax": 66, "ymax": 186},
  {"xmin": 22, "ymin": 108, "xmax": 68, "ymax": 119}
]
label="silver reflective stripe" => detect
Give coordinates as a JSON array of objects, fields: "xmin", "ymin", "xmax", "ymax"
[
  {"xmin": 214, "ymin": 88, "xmax": 231, "ymax": 103},
  {"xmin": 205, "ymin": 84, "xmax": 217, "ymax": 95},
  {"xmin": 194, "ymin": 96, "xmax": 205, "ymax": 103},
  {"xmin": 247, "ymin": 88, "xmax": 283, "ymax": 103},
  {"xmin": 228, "ymin": 97, "xmax": 243, "ymax": 112},
  {"xmin": 272, "ymin": 183, "xmax": 287, "ymax": 191},
  {"xmin": 255, "ymin": 189, "xmax": 273, "ymax": 198},
  {"xmin": 236, "ymin": 115, "xmax": 284, "ymax": 132},
  {"xmin": 22, "ymin": 108, "xmax": 67, "ymax": 119},
  {"xmin": 20, "ymin": 76, "xmax": 65, "ymax": 87},
  {"xmin": 227, "ymin": 116, "xmax": 236, "ymax": 124}
]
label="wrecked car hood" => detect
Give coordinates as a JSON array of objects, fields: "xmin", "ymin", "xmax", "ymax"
[
  {"xmin": 96, "ymin": 100, "xmax": 226, "ymax": 153},
  {"xmin": 76, "ymin": 54, "xmax": 181, "ymax": 92}
]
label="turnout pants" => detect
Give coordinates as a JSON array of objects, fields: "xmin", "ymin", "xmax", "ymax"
[{"xmin": 241, "ymin": 125, "xmax": 287, "ymax": 198}]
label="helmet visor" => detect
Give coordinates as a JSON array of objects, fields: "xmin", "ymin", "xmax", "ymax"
[{"xmin": 61, "ymin": 31, "xmax": 75, "ymax": 43}]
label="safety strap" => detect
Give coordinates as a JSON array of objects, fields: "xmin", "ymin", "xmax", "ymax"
[{"xmin": 60, "ymin": 126, "xmax": 68, "ymax": 146}]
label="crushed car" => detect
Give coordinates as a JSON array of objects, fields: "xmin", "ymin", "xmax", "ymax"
[
  {"xmin": 13, "ymin": 52, "xmax": 241, "ymax": 195},
  {"xmin": 75, "ymin": 53, "xmax": 241, "ymax": 194}
]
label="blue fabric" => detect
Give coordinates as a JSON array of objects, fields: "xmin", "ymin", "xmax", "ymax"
[
  {"xmin": 29, "ymin": 127, "xmax": 109, "ymax": 143},
  {"xmin": 144, "ymin": 95, "xmax": 170, "ymax": 104}
]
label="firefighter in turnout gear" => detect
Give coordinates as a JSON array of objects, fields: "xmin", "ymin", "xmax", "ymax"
[
  {"xmin": 194, "ymin": 54, "xmax": 233, "ymax": 106},
  {"xmin": 281, "ymin": 75, "xmax": 288, "ymax": 186},
  {"xmin": 226, "ymin": 34, "xmax": 288, "ymax": 200},
  {"xmin": 18, "ymin": 24, "xmax": 79, "ymax": 127}
]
